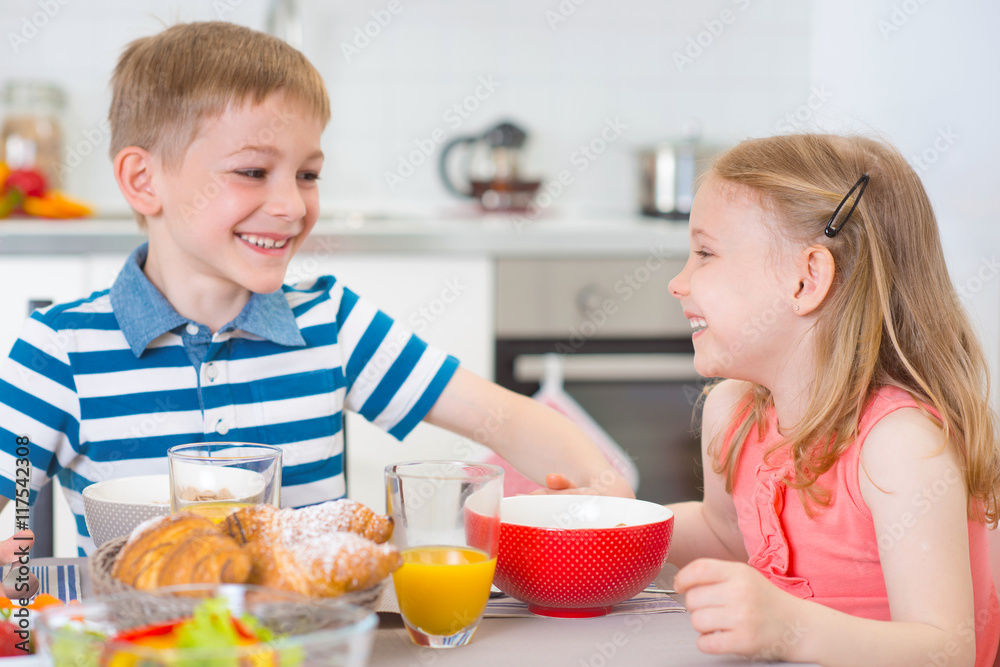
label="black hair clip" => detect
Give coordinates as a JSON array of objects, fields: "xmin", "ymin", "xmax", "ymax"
[{"xmin": 824, "ymin": 174, "xmax": 870, "ymax": 238}]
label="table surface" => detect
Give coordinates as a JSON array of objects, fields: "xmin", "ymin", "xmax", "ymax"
[{"xmin": 33, "ymin": 557, "xmax": 818, "ymax": 667}]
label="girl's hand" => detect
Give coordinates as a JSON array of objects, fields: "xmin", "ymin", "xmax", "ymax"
[{"xmin": 674, "ymin": 558, "xmax": 802, "ymax": 661}]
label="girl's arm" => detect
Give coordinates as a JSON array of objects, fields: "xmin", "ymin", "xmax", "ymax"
[
  {"xmin": 424, "ymin": 367, "xmax": 635, "ymax": 498},
  {"xmin": 676, "ymin": 406, "xmax": 978, "ymax": 667},
  {"xmin": 667, "ymin": 379, "xmax": 749, "ymax": 566}
]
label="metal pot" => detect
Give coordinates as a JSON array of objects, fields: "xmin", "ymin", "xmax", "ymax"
[{"xmin": 638, "ymin": 137, "xmax": 719, "ymax": 219}]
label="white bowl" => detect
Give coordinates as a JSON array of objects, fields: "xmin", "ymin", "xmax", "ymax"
[{"xmin": 82, "ymin": 475, "xmax": 171, "ymax": 547}]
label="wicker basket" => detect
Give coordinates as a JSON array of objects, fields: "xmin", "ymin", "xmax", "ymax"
[{"xmin": 89, "ymin": 536, "xmax": 388, "ymax": 610}]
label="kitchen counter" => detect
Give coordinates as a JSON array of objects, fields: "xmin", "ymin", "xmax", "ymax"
[{"xmin": 0, "ymin": 214, "xmax": 692, "ymax": 258}]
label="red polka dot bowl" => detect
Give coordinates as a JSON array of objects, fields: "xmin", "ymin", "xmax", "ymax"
[{"xmin": 493, "ymin": 495, "xmax": 673, "ymax": 618}]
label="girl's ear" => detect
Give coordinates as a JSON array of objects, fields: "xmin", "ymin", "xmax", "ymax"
[
  {"xmin": 792, "ymin": 244, "xmax": 835, "ymax": 315},
  {"xmin": 113, "ymin": 147, "xmax": 161, "ymax": 217}
]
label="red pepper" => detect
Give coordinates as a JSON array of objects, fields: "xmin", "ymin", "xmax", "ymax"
[
  {"xmin": 114, "ymin": 619, "xmax": 184, "ymax": 642},
  {"xmin": 113, "ymin": 616, "xmax": 259, "ymax": 643},
  {"xmin": 231, "ymin": 616, "xmax": 259, "ymax": 640},
  {"xmin": 4, "ymin": 168, "xmax": 47, "ymax": 197}
]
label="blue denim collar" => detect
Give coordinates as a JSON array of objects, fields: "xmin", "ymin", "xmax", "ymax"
[{"xmin": 110, "ymin": 243, "xmax": 305, "ymax": 357}]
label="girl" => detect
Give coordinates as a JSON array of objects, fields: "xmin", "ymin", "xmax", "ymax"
[{"xmin": 666, "ymin": 134, "xmax": 1000, "ymax": 667}]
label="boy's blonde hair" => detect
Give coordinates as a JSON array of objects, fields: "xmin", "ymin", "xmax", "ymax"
[
  {"xmin": 709, "ymin": 134, "xmax": 1000, "ymax": 523},
  {"xmin": 109, "ymin": 21, "xmax": 330, "ymax": 226}
]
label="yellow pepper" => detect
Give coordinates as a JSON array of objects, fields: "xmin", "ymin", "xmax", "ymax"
[{"xmin": 22, "ymin": 191, "xmax": 92, "ymax": 218}]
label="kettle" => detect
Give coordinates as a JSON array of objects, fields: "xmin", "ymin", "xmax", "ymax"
[
  {"xmin": 638, "ymin": 131, "xmax": 720, "ymax": 219},
  {"xmin": 439, "ymin": 121, "xmax": 541, "ymax": 211}
]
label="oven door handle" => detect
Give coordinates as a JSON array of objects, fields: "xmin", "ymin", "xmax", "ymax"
[{"xmin": 512, "ymin": 353, "xmax": 701, "ymax": 383}]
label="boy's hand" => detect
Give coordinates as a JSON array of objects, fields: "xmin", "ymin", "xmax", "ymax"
[
  {"xmin": 674, "ymin": 558, "xmax": 801, "ymax": 661},
  {"xmin": 0, "ymin": 530, "xmax": 38, "ymax": 599},
  {"xmin": 536, "ymin": 473, "xmax": 577, "ymax": 493},
  {"xmin": 532, "ymin": 472, "xmax": 635, "ymax": 498}
]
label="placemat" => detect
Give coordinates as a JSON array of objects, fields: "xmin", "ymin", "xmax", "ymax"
[
  {"xmin": 376, "ymin": 584, "xmax": 684, "ymax": 617},
  {"xmin": 2, "ymin": 563, "xmax": 82, "ymax": 603}
]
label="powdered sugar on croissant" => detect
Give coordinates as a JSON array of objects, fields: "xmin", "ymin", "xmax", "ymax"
[
  {"xmin": 225, "ymin": 499, "xmax": 393, "ymax": 545},
  {"xmin": 285, "ymin": 499, "xmax": 394, "ymax": 543},
  {"xmin": 247, "ymin": 528, "xmax": 401, "ymax": 596},
  {"xmin": 223, "ymin": 501, "xmax": 401, "ymax": 596}
]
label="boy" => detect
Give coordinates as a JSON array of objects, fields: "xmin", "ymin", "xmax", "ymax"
[{"xmin": 0, "ymin": 22, "xmax": 631, "ymax": 555}]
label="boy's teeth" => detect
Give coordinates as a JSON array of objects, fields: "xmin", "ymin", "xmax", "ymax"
[
  {"xmin": 690, "ymin": 318, "xmax": 707, "ymax": 329},
  {"xmin": 239, "ymin": 234, "xmax": 288, "ymax": 249}
]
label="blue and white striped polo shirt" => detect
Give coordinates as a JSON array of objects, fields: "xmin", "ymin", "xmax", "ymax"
[{"xmin": 0, "ymin": 244, "xmax": 459, "ymax": 555}]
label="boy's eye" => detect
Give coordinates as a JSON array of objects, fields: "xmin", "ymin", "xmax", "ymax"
[
  {"xmin": 694, "ymin": 249, "xmax": 713, "ymax": 259},
  {"xmin": 236, "ymin": 169, "xmax": 266, "ymax": 179},
  {"xmin": 298, "ymin": 171, "xmax": 321, "ymax": 182}
]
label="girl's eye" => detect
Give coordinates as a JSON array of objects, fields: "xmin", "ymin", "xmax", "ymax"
[
  {"xmin": 694, "ymin": 249, "xmax": 713, "ymax": 259},
  {"xmin": 236, "ymin": 169, "xmax": 266, "ymax": 179},
  {"xmin": 298, "ymin": 171, "xmax": 321, "ymax": 182}
]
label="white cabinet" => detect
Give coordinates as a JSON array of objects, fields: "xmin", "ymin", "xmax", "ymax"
[
  {"xmin": 0, "ymin": 254, "xmax": 98, "ymax": 557},
  {"xmin": 286, "ymin": 253, "xmax": 494, "ymax": 511},
  {"xmin": 87, "ymin": 254, "xmax": 131, "ymax": 294},
  {"xmin": 0, "ymin": 256, "xmax": 89, "ymax": 359}
]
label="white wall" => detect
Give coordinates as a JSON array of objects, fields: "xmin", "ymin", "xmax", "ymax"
[
  {"xmin": 805, "ymin": 0, "xmax": 1000, "ymax": 409},
  {"xmin": 2, "ymin": 0, "xmax": 997, "ymax": 395},
  {"xmin": 1, "ymin": 0, "xmax": 812, "ymax": 214}
]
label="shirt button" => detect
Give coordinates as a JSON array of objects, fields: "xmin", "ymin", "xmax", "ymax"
[
  {"xmin": 185, "ymin": 323, "xmax": 200, "ymax": 335},
  {"xmin": 216, "ymin": 419, "xmax": 229, "ymax": 435},
  {"xmin": 206, "ymin": 364, "xmax": 218, "ymax": 381}
]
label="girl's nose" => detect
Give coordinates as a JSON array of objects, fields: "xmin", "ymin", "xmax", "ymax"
[{"xmin": 668, "ymin": 267, "xmax": 689, "ymax": 299}]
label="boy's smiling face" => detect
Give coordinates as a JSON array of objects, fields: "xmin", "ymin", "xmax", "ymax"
[{"xmin": 143, "ymin": 92, "xmax": 324, "ymax": 318}]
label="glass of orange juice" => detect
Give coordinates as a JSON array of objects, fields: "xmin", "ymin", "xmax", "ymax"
[
  {"xmin": 167, "ymin": 442, "xmax": 282, "ymax": 522},
  {"xmin": 385, "ymin": 461, "xmax": 504, "ymax": 648}
]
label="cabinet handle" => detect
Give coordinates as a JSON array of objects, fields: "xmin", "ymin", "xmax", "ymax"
[{"xmin": 513, "ymin": 353, "xmax": 700, "ymax": 383}]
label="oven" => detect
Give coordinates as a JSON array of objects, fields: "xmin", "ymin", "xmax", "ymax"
[{"xmin": 494, "ymin": 257, "xmax": 705, "ymax": 505}]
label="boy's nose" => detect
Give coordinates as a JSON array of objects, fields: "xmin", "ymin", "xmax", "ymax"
[{"xmin": 265, "ymin": 177, "xmax": 307, "ymax": 221}]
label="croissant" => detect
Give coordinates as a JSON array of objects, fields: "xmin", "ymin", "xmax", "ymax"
[
  {"xmin": 225, "ymin": 499, "xmax": 393, "ymax": 545},
  {"xmin": 223, "ymin": 504, "xmax": 278, "ymax": 546},
  {"xmin": 244, "ymin": 530, "xmax": 402, "ymax": 596},
  {"xmin": 111, "ymin": 513, "xmax": 252, "ymax": 590}
]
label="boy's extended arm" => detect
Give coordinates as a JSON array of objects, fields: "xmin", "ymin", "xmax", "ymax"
[
  {"xmin": 424, "ymin": 367, "xmax": 634, "ymax": 498},
  {"xmin": 667, "ymin": 379, "xmax": 748, "ymax": 566}
]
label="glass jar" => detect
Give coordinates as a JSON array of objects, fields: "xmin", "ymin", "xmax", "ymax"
[{"xmin": 0, "ymin": 81, "xmax": 66, "ymax": 190}]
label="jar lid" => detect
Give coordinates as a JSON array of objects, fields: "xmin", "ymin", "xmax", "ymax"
[{"xmin": 2, "ymin": 81, "xmax": 66, "ymax": 110}]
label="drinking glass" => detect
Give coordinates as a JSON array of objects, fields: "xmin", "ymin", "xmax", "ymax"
[
  {"xmin": 167, "ymin": 442, "xmax": 282, "ymax": 522},
  {"xmin": 385, "ymin": 461, "xmax": 504, "ymax": 648}
]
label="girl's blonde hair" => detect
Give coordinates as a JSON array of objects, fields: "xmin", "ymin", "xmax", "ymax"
[
  {"xmin": 709, "ymin": 134, "xmax": 1000, "ymax": 523},
  {"xmin": 109, "ymin": 21, "xmax": 330, "ymax": 226}
]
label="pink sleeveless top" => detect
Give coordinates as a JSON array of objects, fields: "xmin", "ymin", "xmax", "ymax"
[{"xmin": 728, "ymin": 386, "xmax": 999, "ymax": 667}]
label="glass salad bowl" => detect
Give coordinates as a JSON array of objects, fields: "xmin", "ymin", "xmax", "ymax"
[{"xmin": 34, "ymin": 583, "xmax": 377, "ymax": 666}]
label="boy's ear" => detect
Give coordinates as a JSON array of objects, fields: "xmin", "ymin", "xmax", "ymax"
[
  {"xmin": 113, "ymin": 147, "xmax": 161, "ymax": 217},
  {"xmin": 791, "ymin": 244, "xmax": 835, "ymax": 315}
]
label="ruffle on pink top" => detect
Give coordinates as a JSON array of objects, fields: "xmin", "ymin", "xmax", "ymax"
[{"xmin": 744, "ymin": 455, "xmax": 814, "ymax": 598}]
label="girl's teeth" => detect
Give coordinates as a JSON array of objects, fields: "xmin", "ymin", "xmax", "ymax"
[
  {"xmin": 690, "ymin": 318, "xmax": 707, "ymax": 330},
  {"xmin": 239, "ymin": 234, "xmax": 288, "ymax": 249}
]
